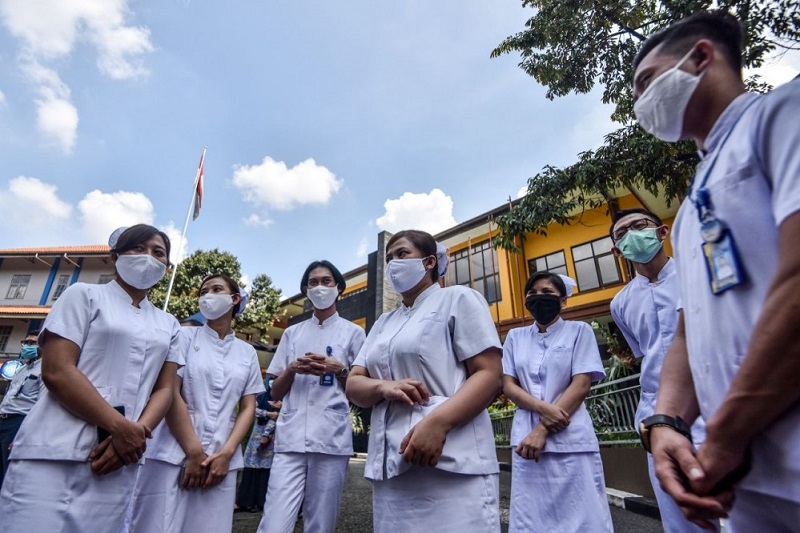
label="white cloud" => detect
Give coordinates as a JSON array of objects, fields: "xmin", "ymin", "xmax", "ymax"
[
  {"xmin": 232, "ymin": 157, "xmax": 343, "ymax": 211},
  {"xmin": 355, "ymin": 236, "xmax": 369, "ymax": 258},
  {"xmin": 77, "ymin": 189, "xmax": 155, "ymax": 243},
  {"xmin": 0, "ymin": 177, "xmax": 73, "ymax": 232},
  {"xmin": 0, "ymin": 0, "xmax": 153, "ymax": 150},
  {"xmin": 516, "ymin": 185, "xmax": 528, "ymax": 199},
  {"xmin": 160, "ymin": 221, "xmax": 188, "ymax": 265},
  {"xmin": 746, "ymin": 49, "xmax": 800, "ymax": 88},
  {"xmin": 19, "ymin": 61, "xmax": 79, "ymax": 153},
  {"xmin": 7, "ymin": 176, "xmax": 72, "ymax": 218},
  {"xmin": 0, "ymin": 0, "xmax": 153, "ymax": 79},
  {"xmin": 244, "ymin": 213, "xmax": 273, "ymax": 228},
  {"xmin": 0, "ymin": 90, "xmax": 6, "ymax": 107},
  {"xmin": 376, "ymin": 189, "xmax": 457, "ymax": 235}
]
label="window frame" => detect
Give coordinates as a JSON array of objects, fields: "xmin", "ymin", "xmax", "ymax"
[
  {"xmin": 570, "ymin": 237, "xmax": 623, "ymax": 293},
  {"xmin": 52, "ymin": 274, "xmax": 70, "ymax": 300},
  {"xmin": 527, "ymin": 250, "xmax": 568, "ymax": 277},
  {"xmin": 445, "ymin": 239, "xmax": 502, "ymax": 304},
  {"xmin": 6, "ymin": 274, "xmax": 32, "ymax": 300}
]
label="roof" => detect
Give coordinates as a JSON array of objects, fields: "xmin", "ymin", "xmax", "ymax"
[
  {"xmin": 0, "ymin": 305, "xmax": 51, "ymax": 318},
  {"xmin": 0, "ymin": 245, "xmax": 110, "ymax": 257}
]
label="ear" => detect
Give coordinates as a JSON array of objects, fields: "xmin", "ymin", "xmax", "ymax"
[
  {"xmin": 110, "ymin": 253, "xmax": 119, "ymax": 264},
  {"xmin": 231, "ymin": 292, "xmax": 242, "ymax": 306},
  {"xmin": 657, "ymin": 225, "xmax": 671, "ymax": 241},
  {"xmin": 691, "ymin": 39, "xmax": 715, "ymax": 75},
  {"xmin": 424, "ymin": 255, "xmax": 437, "ymax": 272},
  {"xmin": 611, "ymin": 245, "xmax": 623, "ymax": 258}
]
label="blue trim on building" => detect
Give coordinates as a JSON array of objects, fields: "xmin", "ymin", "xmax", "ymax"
[
  {"xmin": 39, "ymin": 257, "xmax": 62, "ymax": 305},
  {"xmin": 69, "ymin": 257, "xmax": 84, "ymax": 285}
]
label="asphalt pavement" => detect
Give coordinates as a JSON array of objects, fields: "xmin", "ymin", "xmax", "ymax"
[{"xmin": 233, "ymin": 457, "xmax": 665, "ymax": 532}]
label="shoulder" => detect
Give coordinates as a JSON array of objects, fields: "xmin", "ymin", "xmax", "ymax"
[
  {"xmin": 610, "ymin": 281, "xmax": 634, "ymax": 311},
  {"xmin": 440, "ymin": 285, "xmax": 488, "ymax": 308},
  {"xmin": 564, "ymin": 320, "xmax": 593, "ymax": 335},
  {"xmin": 233, "ymin": 337, "xmax": 258, "ymax": 357}
]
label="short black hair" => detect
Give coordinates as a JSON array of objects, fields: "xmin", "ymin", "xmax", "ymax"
[
  {"xmin": 200, "ymin": 273, "xmax": 244, "ymax": 317},
  {"xmin": 524, "ymin": 271, "xmax": 567, "ymax": 298},
  {"xmin": 25, "ymin": 330, "xmax": 40, "ymax": 338},
  {"xmin": 300, "ymin": 260, "xmax": 346, "ymax": 294},
  {"xmin": 111, "ymin": 224, "xmax": 172, "ymax": 266},
  {"xmin": 609, "ymin": 208, "xmax": 664, "ymax": 239},
  {"xmin": 386, "ymin": 230, "xmax": 440, "ymax": 283},
  {"xmin": 633, "ymin": 10, "xmax": 744, "ymax": 73}
]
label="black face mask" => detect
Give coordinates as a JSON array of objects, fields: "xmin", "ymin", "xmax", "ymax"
[{"xmin": 525, "ymin": 294, "xmax": 562, "ymax": 325}]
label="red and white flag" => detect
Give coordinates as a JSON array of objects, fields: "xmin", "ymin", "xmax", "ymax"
[{"xmin": 193, "ymin": 148, "xmax": 206, "ymax": 220}]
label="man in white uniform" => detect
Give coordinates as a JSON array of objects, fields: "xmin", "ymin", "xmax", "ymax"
[
  {"xmin": 257, "ymin": 260, "xmax": 365, "ymax": 533},
  {"xmin": 631, "ymin": 10, "xmax": 800, "ymax": 531},
  {"xmin": 0, "ymin": 331, "xmax": 44, "ymax": 489},
  {"xmin": 610, "ymin": 208, "xmax": 716, "ymax": 532}
]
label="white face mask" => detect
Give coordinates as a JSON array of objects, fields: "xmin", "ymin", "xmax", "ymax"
[
  {"xmin": 386, "ymin": 258, "xmax": 429, "ymax": 294},
  {"xmin": 199, "ymin": 293, "xmax": 234, "ymax": 320},
  {"xmin": 634, "ymin": 47, "xmax": 704, "ymax": 142},
  {"xmin": 306, "ymin": 285, "xmax": 339, "ymax": 310},
  {"xmin": 115, "ymin": 254, "xmax": 167, "ymax": 290}
]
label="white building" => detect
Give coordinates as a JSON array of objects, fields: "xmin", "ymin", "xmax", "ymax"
[{"xmin": 0, "ymin": 245, "xmax": 113, "ymax": 361}]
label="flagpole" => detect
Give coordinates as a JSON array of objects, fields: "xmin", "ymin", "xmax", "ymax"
[{"xmin": 163, "ymin": 147, "xmax": 206, "ymax": 312}]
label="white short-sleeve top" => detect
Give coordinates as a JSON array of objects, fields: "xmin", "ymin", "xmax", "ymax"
[
  {"xmin": 0, "ymin": 359, "xmax": 44, "ymax": 416},
  {"xmin": 673, "ymin": 80, "xmax": 800, "ymax": 502},
  {"xmin": 502, "ymin": 318, "xmax": 605, "ymax": 453},
  {"xmin": 11, "ymin": 280, "xmax": 185, "ymax": 462},
  {"xmin": 352, "ymin": 283, "xmax": 502, "ymax": 481},
  {"xmin": 145, "ymin": 325, "xmax": 265, "ymax": 470},
  {"xmin": 268, "ymin": 312, "xmax": 366, "ymax": 456}
]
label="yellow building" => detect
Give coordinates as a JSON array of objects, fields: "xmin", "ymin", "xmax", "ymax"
[{"xmin": 272, "ymin": 190, "xmax": 678, "ymax": 349}]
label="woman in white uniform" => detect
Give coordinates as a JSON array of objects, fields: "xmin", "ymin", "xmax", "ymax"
[
  {"xmin": 502, "ymin": 271, "xmax": 613, "ymax": 533},
  {"xmin": 0, "ymin": 224, "xmax": 184, "ymax": 533},
  {"xmin": 257, "ymin": 260, "xmax": 366, "ymax": 533},
  {"xmin": 126, "ymin": 273, "xmax": 265, "ymax": 533},
  {"xmin": 346, "ymin": 229, "xmax": 504, "ymax": 533}
]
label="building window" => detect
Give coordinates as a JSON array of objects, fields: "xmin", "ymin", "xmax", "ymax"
[
  {"xmin": 0, "ymin": 325, "xmax": 11, "ymax": 352},
  {"xmin": 6, "ymin": 275, "xmax": 31, "ymax": 300},
  {"xmin": 446, "ymin": 240, "xmax": 502, "ymax": 304},
  {"xmin": 98, "ymin": 274, "xmax": 115, "ymax": 284},
  {"xmin": 52, "ymin": 274, "xmax": 70, "ymax": 300},
  {"xmin": 528, "ymin": 251, "xmax": 568, "ymax": 277},
  {"xmin": 571, "ymin": 237, "xmax": 622, "ymax": 292}
]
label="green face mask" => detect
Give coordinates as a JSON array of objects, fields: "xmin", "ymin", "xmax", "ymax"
[{"xmin": 616, "ymin": 228, "xmax": 663, "ymax": 264}]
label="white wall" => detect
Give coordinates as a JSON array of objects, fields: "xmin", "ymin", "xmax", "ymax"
[{"xmin": 0, "ymin": 256, "xmax": 115, "ymax": 306}]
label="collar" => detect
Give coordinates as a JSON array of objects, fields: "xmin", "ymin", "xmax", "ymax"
[
  {"xmin": 310, "ymin": 312, "xmax": 340, "ymax": 327},
  {"xmin": 535, "ymin": 317, "xmax": 565, "ymax": 335},
  {"xmin": 201, "ymin": 323, "xmax": 235, "ymax": 342},
  {"xmin": 108, "ymin": 279, "xmax": 151, "ymax": 307},
  {"xmin": 403, "ymin": 283, "xmax": 440, "ymax": 310},
  {"xmin": 634, "ymin": 257, "xmax": 675, "ymax": 285},
  {"xmin": 701, "ymin": 92, "xmax": 759, "ymax": 157}
]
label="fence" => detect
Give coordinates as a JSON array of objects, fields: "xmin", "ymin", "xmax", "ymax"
[{"xmin": 490, "ymin": 373, "xmax": 642, "ymax": 447}]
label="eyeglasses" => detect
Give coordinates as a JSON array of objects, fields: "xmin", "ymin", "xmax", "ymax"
[
  {"xmin": 612, "ymin": 218, "xmax": 658, "ymax": 242},
  {"xmin": 20, "ymin": 340, "xmax": 37, "ymax": 346},
  {"xmin": 307, "ymin": 277, "xmax": 336, "ymax": 288}
]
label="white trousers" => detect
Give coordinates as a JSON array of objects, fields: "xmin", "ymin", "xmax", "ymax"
[
  {"xmin": 124, "ymin": 459, "xmax": 237, "ymax": 533},
  {"xmin": 257, "ymin": 452, "xmax": 349, "ymax": 533},
  {"xmin": 371, "ymin": 467, "xmax": 500, "ymax": 533},
  {"xmin": 728, "ymin": 488, "xmax": 800, "ymax": 533},
  {"xmin": 647, "ymin": 454, "xmax": 719, "ymax": 532},
  {"xmin": 0, "ymin": 459, "xmax": 138, "ymax": 533},
  {"xmin": 510, "ymin": 451, "xmax": 612, "ymax": 533}
]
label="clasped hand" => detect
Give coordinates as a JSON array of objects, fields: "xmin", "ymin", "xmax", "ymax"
[
  {"xmin": 537, "ymin": 402, "xmax": 570, "ymax": 433},
  {"xmin": 290, "ymin": 353, "xmax": 343, "ymax": 376},
  {"xmin": 652, "ymin": 428, "xmax": 740, "ymax": 530},
  {"xmin": 88, "ymin": 419, "xmax": 151, "ymax": 475},
  {"xmin": 515, "ymin": 425, "xmax": 547, "ymax": 461}
]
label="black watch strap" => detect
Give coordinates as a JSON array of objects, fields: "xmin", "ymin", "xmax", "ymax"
[{"xmin": 639, "ymin": 414, "xmax": 693, "ymax": 453}]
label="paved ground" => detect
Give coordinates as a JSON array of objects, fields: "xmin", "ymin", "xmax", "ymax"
[{"xmin": 233, "ymin": 457, "xmax": 665, "ymax": 532}]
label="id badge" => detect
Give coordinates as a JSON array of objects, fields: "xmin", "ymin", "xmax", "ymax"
[
  {"xmin": 319, "ymin": 373, "xmax": 334, "ymax": 386},
  {"xmin": 702, "ymin": 230, "xmax": 746, "ymax": 294}
]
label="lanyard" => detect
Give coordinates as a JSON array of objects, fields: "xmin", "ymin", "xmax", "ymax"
[{"xmin": 692, "ymin": 96, "xmax": 761, "ymax": 216}]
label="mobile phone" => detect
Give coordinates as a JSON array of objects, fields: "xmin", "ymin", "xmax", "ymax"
[{"xmin": 97, "ymin": 405, "xmax": 126, "ymax": 443}]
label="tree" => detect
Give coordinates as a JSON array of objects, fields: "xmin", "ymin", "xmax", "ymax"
[
  {"xmin": 149, "ymin": 249, "xmax": 282, "ymax": 332},
  {"xmin": 490, "ymin": 0, "xmax": 799, "ymax": 250}
]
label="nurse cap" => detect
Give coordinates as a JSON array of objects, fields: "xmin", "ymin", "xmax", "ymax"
[
  {"xmin": 436, "ymin": 242, "xmax": 450, "ymax": 277},
  {"xmin": 108, "ymin": 226, "xmax": 129, "ymax": 250},
  {"xmin": 558, "ymin": 274, "xmax": 577, "ymax": 297},
  {"xmin": 235, "ymin": 289, "xmax": 248, "ymax": 317}
]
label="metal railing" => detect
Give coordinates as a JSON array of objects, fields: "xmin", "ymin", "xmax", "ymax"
[{"xmin": 489, "ymin": 373, "xmax": 642, "ymax": 448}]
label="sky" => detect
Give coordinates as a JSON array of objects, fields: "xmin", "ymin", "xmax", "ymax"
[{"xmin": 1, "ymin": 1, "xmax": 798, "ymax": 298}]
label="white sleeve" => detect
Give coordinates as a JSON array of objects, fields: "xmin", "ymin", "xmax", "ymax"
[
  {"xmin": 243, "ymin": 346, "xmax": 266, "ymax": 397},
  {"xmin": 165, "ymin": 318, "xmax": 187, "ymax": 367},
  {"xmin": 449, "ymin": 288, "xmax": 502, "ymax": 363},
  {"xmin": 610, "ymin": 298, "xmax": 644, "ymax": 358},
  {"xmin": 571, "ymin": 322, "xmax": 606, "ymax": 383},
  {"xmin": 267, "ymin": 327, "xmax": 292, "ymax": 375},
  {"xmin": 346, "ymin": 325, "xmax": 366, "ymax": 367},
  {"xmin": 39, "ymin": 283, "xmax": 95, "ymax": 349},
  {"xmin": 501, "ymin": 330, "xmax": 518, "ymax": 379},
  {"xmin": 761, "ymin": 80, "xmax": 800, "ymax": 225}
]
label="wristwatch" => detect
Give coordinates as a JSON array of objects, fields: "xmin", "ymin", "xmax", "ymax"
[
  {"xmin": 639, "ymin": 414, "xmax": 693, "ymax": 453},
  {"xmin": 338, "ymin": 366, "xmax": 349, "ymax": 379}
]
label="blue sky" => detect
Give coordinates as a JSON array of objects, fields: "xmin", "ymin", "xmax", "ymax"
[{"xmin": 1, "ymin": 1, "xmax": 797, "ymax": 297}]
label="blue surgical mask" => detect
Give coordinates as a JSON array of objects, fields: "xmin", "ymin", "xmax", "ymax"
[
  {"xmin": 616, "ymin": 228, "xmax": 663, "ymax": 264},
  {"xmin": 20, "ymin": 345, "xmax": 38, "ymax": 360}
]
